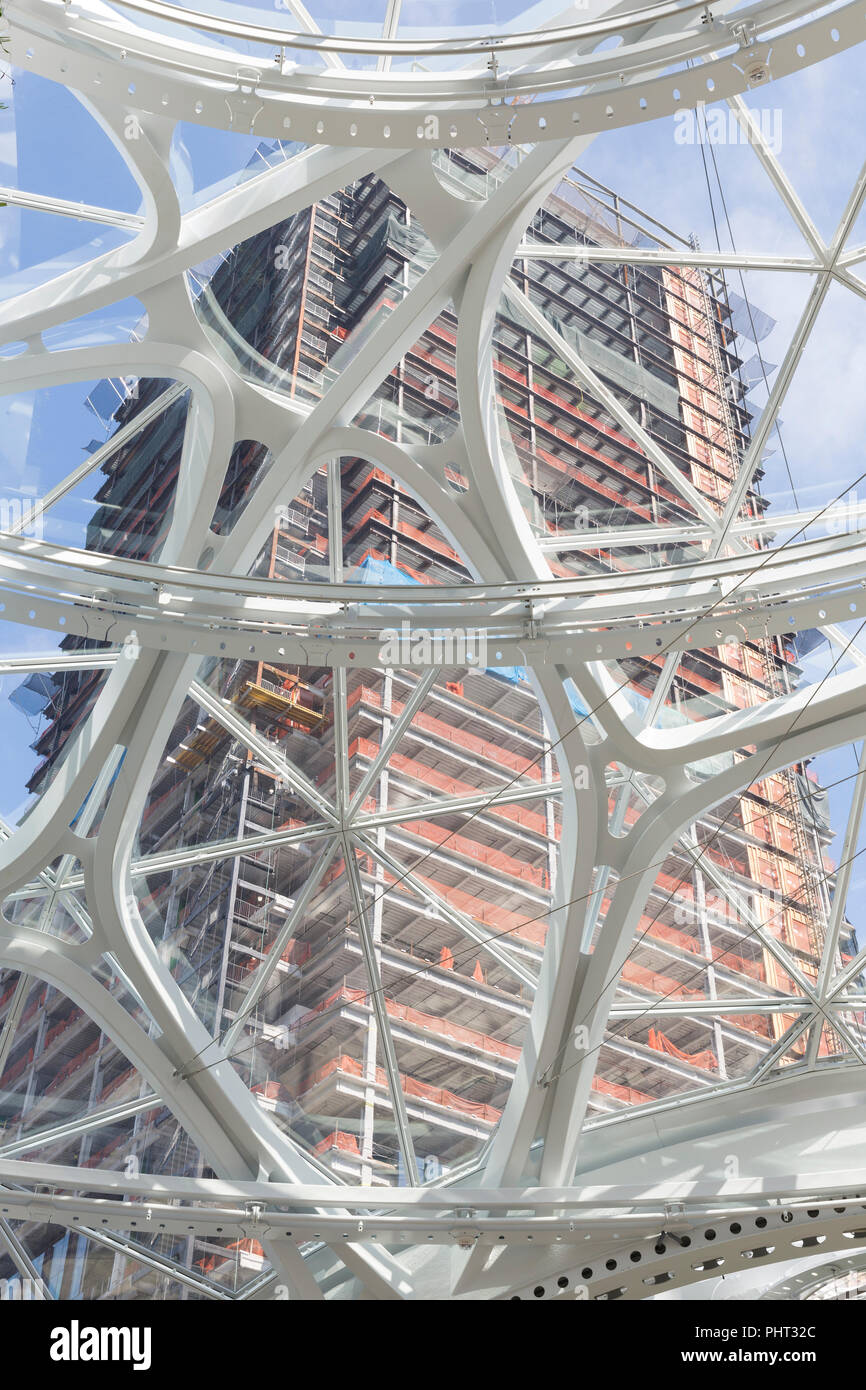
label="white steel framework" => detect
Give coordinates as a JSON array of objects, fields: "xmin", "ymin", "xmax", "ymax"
[{"xmin": 0, "ymin": 0, "xmax": 865, "ymax": 1300}]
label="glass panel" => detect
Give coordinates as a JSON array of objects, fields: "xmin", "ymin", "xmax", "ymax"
[
  {"xmin": 2, "ymin": 376, "xmax": 190, "ymax": 557},
  {"xmin": 189, "ymin": 175, "xmax": 440, "ymax": 406},
  {"xmin": 170, "ymin": 125, "xmax": 307, "ymax": 215}
]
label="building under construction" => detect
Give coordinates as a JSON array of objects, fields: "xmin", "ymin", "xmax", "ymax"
[{"xmin": 0, "ymin": 146, "xmax": 852, "ymax": 1297}]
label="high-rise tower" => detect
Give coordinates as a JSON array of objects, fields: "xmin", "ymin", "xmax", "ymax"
[{"xmin": 0, "ymin": 147, "xmax": 847, "ymax": 1298}]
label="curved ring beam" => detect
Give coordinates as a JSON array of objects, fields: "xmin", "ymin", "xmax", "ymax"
[
  {"xmin": 0, "ymin": 525, "xmax": 862, "ymax": 670},
  {"xmin": 6, "ymin": 0, "xmax": 866, "ymax": 147}
]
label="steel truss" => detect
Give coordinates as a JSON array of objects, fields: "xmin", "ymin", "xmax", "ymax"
[{"xmin": 0, "ymin": 0, "xmax": 865, "ymax": 1300}]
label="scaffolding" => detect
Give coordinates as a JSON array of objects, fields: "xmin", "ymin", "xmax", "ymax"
[{"xmin": 0, "ymin": 147, "xmax": 851, "ymax": 1296}]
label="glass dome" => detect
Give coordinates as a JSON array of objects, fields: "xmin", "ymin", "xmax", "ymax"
[{"xmin": 0, "ymin": 0, "xmax": 865, "ymax": 1308}]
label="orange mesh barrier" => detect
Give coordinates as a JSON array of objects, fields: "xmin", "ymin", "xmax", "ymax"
[
  {"xmin": 345, "ymin": 687, "xmax": 542, "ymax": 782},
  {"xmin": 82, "ymin": 1134, "xmax": 126, "ymax": 1169},
  {"xmin": 1, "ymin": 1046, "xmax": 34, "ymax": 1086},
  {"xmin": 337, "ymin": 858, "xmax": 547, "ymax": 949},
  {"xmin": 621, "ymin": 958, "xmax": 703, "ymax": 1002},
  {"xmin": 646, "ymin": 918, "xmax": 702, "ymax": 955},
  {"xmin": 314, "ymin": 1130, "xmax": 361, "ymax": 1156},
  {"xmin": 44, "ymin": 1010, "xmax": 83, "ymax": 1049},
  {"xmin": 251, "ymin": 1080, "xmax": 290, "ymax": 1102},
  {"xmin": 299, "ymin": 985, "xmax": 366, "ymax": 1028},
  {"xmin": 301, "ymin": 987, "xmax": 521, "ymax": 1064},
  {"xmin": 592, "ymin": 1075, "xmax": 654, "ymax": 1107},
  {"xmin": 412, "ymin": 871, "xmax": 546, "ymax": 946},
  {"xmin": 257, "ymin": 937, "xmax": 312, "ymax": 967},
  {"xmin": 349, "ymin": 740, "xmax": 554, "ymax": 839},
  {"xmin": 20, "ymin": 987, "xmax": 47, "ymax": 1026},
  {"xmin": 384, "ymin": 995, "xmax": 519, "ymax": 1062},
  {"xmin": 228, "ymin": 1238, "xmax": 265, "ymax": 1257},
  {"xmin": 99, "ymin": 1065, "xmax": 138, "ymax": 1102},
  {"xmin": 635, "ymin": 903, "xmax": 766, "ymax": 984},
  {"xmin": 709, "ymin": 948, "xmax": 765, "ymax": 982},
  {"xmin": 46, "ymin": 1037, "xmax": 100, "ymax": 1093},
  {"xmin": 725, "ymin": 1013, "xmax": 772, "ymax": 1039},
  {"xmin": 302, "ymin": 1053, "xmax": 501, "ymax": 1124},
  {"xmin": 648, "ymin": 1027, "xmax": 718, "ymax": 1071},
  {"xmin": 398, "ymin": 817, "xmax": 549, "ymax": 889},
  {"xmin": 342, "ymin": 505, "xmax": 460, "ymax": 564}
]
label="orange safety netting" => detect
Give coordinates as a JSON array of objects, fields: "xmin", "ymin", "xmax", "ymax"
[
  {"xmin": 20, "ymin": 987, "xmax": 47, "ymax": 1025},
  {"xmin": 321, "ymin": 856, "xmax": 346, "ymax": 889},
  {"xmin": 249, "ymin": 936, "xmax": 312, "ymax": 968},
  {"xmin": 345, "ymin": 687, "xmax": 542, "ymax": 782},
  {"xmin": 1, "ymin": 1045, "xmax": 33, "ymax": 1086},
  {"xmin": 303, "ymin": 1053, "xmax": 501, "ymax": 1124},
  {"xmin": 648, "ymin": 1027, "xmax": 718, "ymax": 1071},
  {"xmin": 298, "ymin": 984, "xmax": 365, "ymax": 1028},
  {"xmin": 384, "ymin": 994, "xmax": 518, "ymax": 1061},
  {"xmin": 725, "ymin": 1013, "xmax": 772, "ymax": 1039},
  {"xmin": 412, "ymin": 870, "xmax": 546, "ymax": 948},
  {"xmin": 712, "ymin": 948, "xmax": 765, "ymax": 983},
  {"xmin": 621, "ymin": 958, "xmax": 704, "ymax": 1002},
  {"xmin": 314, "ymin": 1130, "xmax": 361, "ymax": 1156},
  {"xmin": 632, "ymin": 899, "xmax": 766, "ymax": 984},
  {"xmin": 398, "ymin": 817, "xmax": 550, "ymax": 889},
  {"xmin": 646, "ymin": 917, "xmax": 702, "ymax": 955},
  {"xmin": 347, "ymin": 739, "xmax": 556, "ymax": 856},
  {"xmin": 318, "ymin": 852, "xmax": 547, "ymax": 951},
  {"xmin": 82, "ymin": 1133, "xmax": 126, "ymax": 1169},
  {"xmin": 99, "ymin": 1065, "xmax": 138, "ymax": 1102},
  {"xmin": 46, "ymin": 1037, "xmax": 100, "ymax": 1093},
  {"xmin": 381, "ymin": 747, "xmax": 552, "ymax": 838},
  {"xmin": 44, "ymin": 1009, "xmax": 83, "ymax": 1050},
  {"xmin": 251, "ymin": 1080, "xmax": 289, "ymax": 1102},
  {"xmin": 227, "ymin": 1238, "xmax": 265, "ymax": 1258},
  {"xmin": 592, "ymin": 1075, "xmax": 655, "ymax": 1107},
  {"xmin": 343, "ymin": 507, "xmax": 460, "ymax": 566},
  {"xmin": 301, "ymin": 986, "xmax": 520, "ymax": 1065}
]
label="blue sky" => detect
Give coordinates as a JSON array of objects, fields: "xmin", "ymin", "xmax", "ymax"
[{"xmin": 1, "ymin": 17, "xmax": 865, "ymax": 931}]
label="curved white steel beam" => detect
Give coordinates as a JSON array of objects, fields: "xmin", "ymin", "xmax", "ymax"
[{"xmin": 7, "ymin": 0, "xmax": 863, "ymax": 147}]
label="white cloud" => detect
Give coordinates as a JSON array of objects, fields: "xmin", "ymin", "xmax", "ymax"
[{"xmin": 0, "ymin": 128, "xmax": 18, "ymax": 176}]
